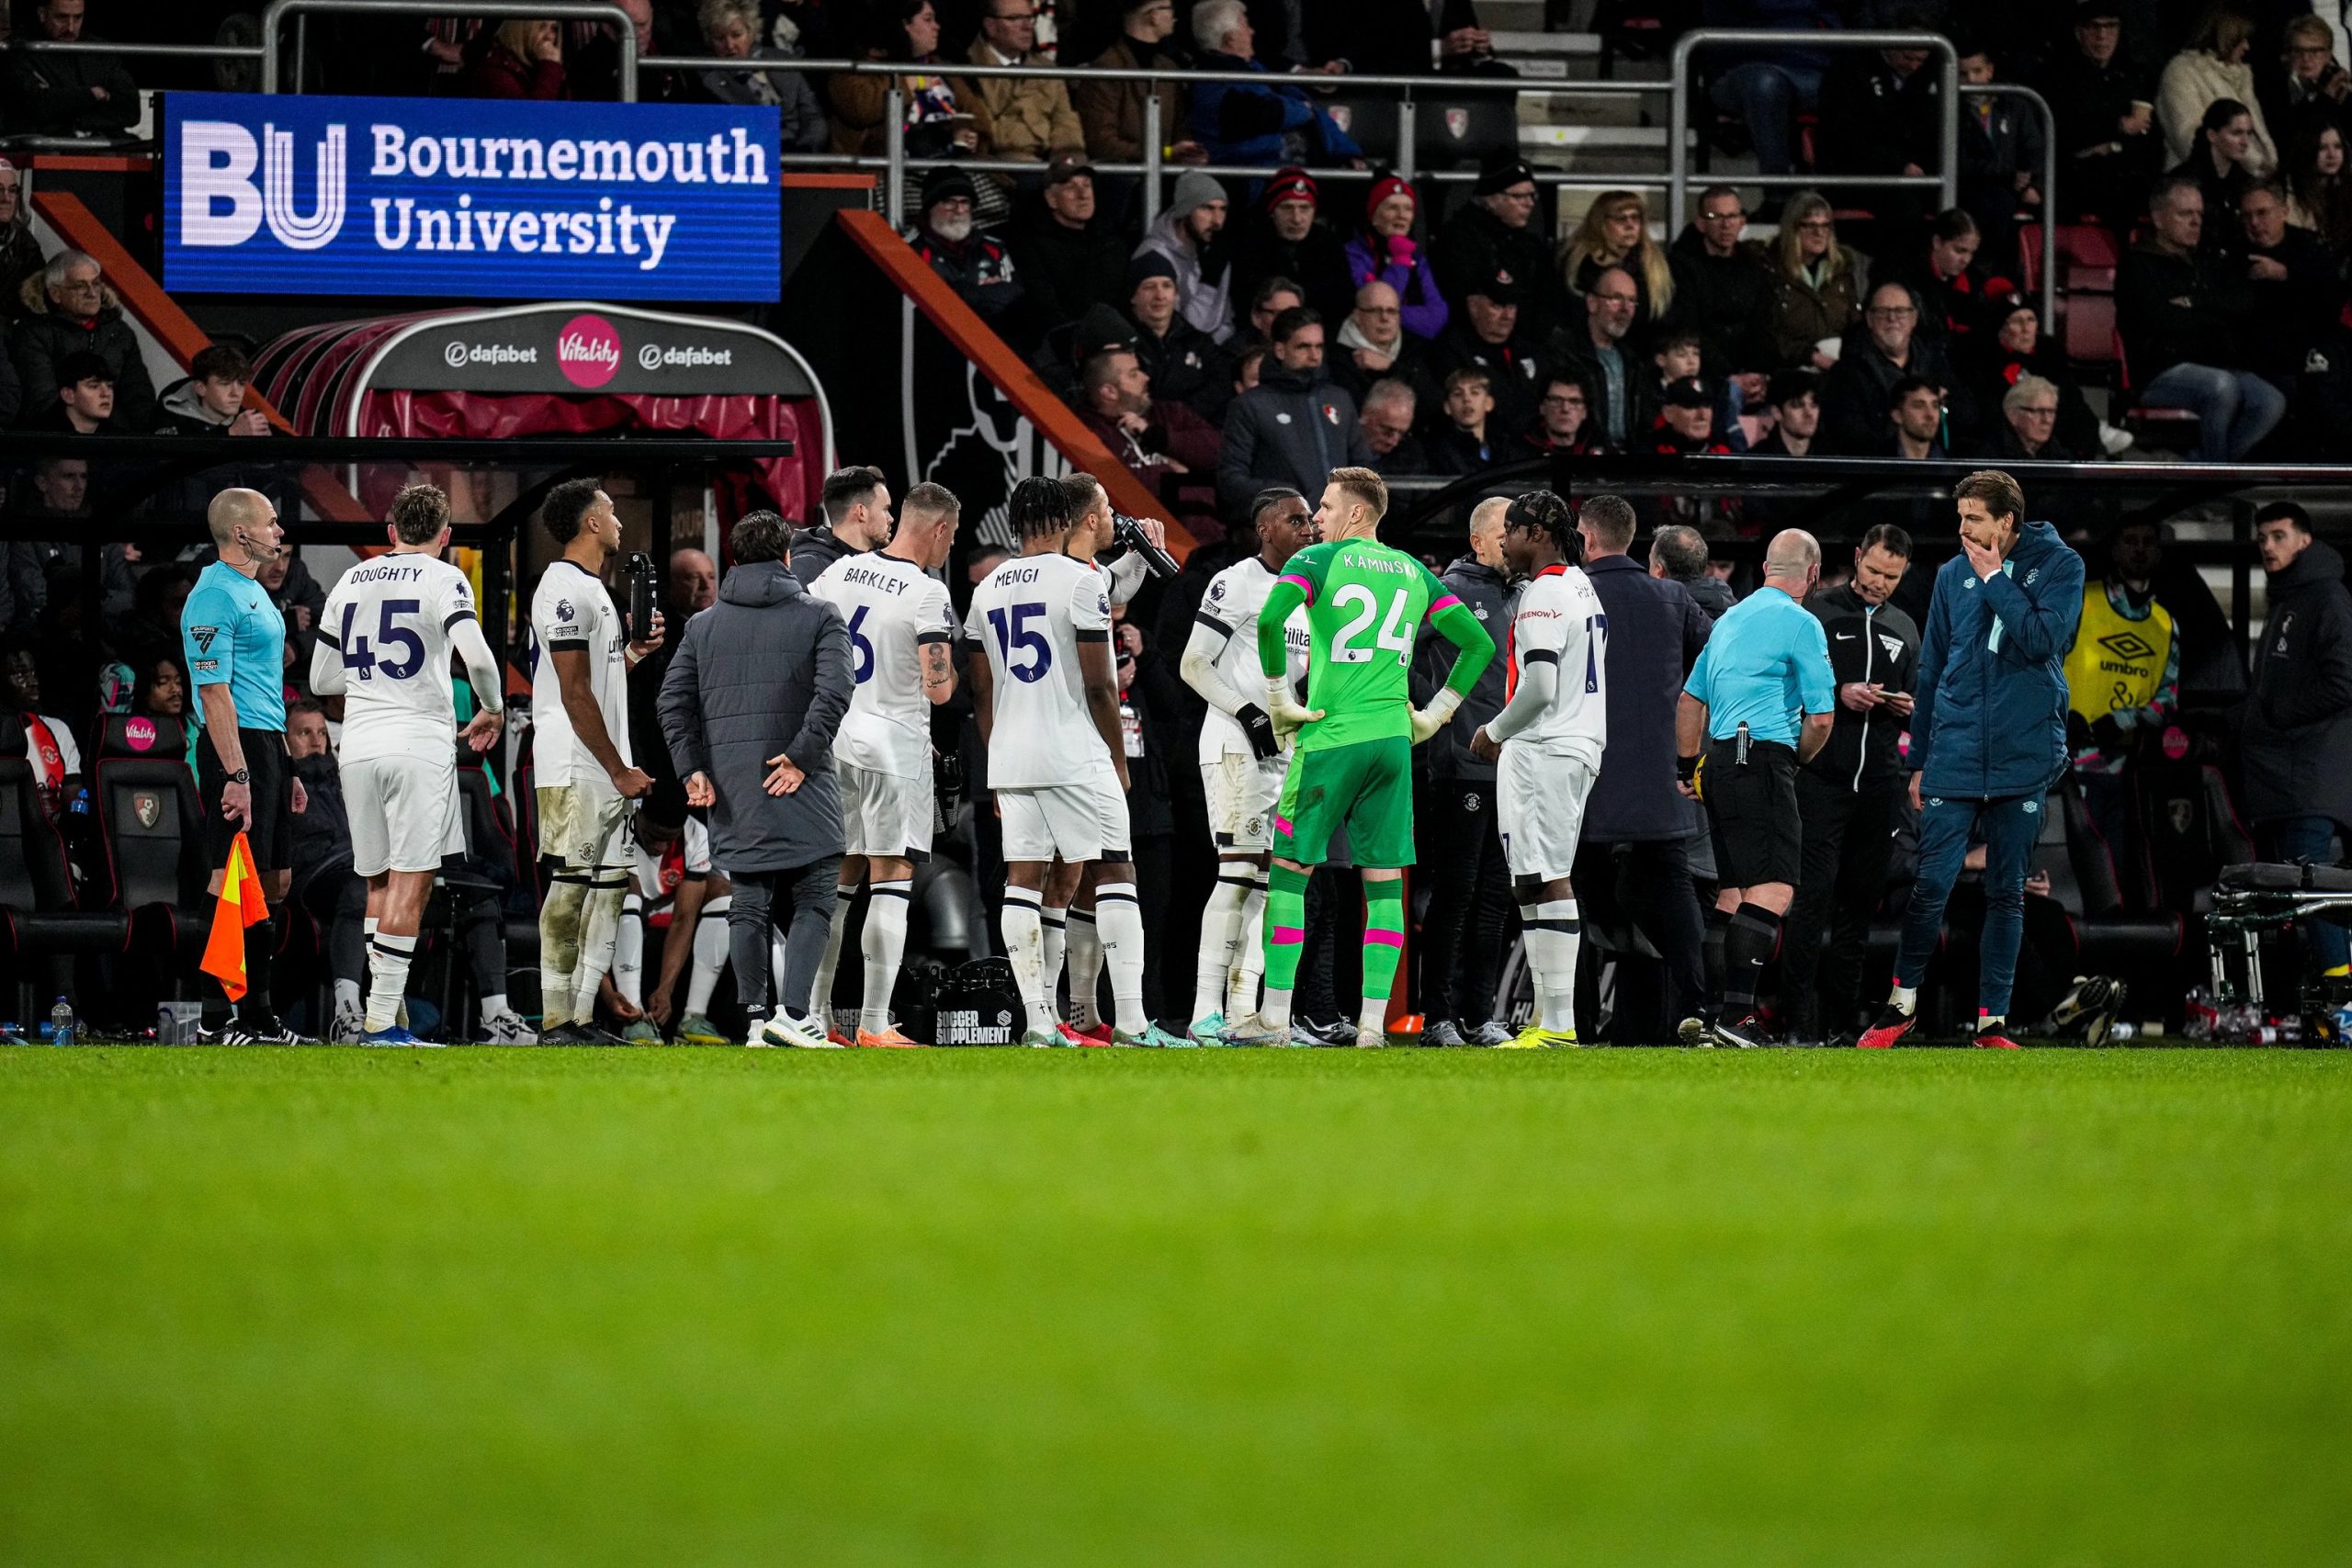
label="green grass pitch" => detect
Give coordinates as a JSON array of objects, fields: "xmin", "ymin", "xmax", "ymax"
[{"xmin": 4, "ymin": 1047, "xmax": 2348, "ymax": 1565}]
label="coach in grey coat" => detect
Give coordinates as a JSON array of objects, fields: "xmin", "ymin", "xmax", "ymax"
[{"xmin": 658, "ymin": 511, "xmax": 854, "ymax": 1030}]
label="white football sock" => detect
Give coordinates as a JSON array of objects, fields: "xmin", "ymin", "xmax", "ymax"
[
  {"xmin": 1001, "ymin": 887, "xmax": 1049, "ymax": 1037},
  {"xmin": 1260, "ymin": 986, "xmax": 1293, "ymax": 1032},
  {"xmin": 861, "ymin": 880, "xmax": 912, "ymax": 1034},
  {"xmin": 1230, "ymin": 868, "xmax": 1270, "ymax": 1019},
  {"xmin": 808, "ymin": 884, "xmax": 855, "ymax": 1022},
  {"xmin": 687, "ymin": 897, "xmax": 729, "ymax": 1016},
  {"xmin": 1891, "ymin": 983, "xmax": 1918, "ymax": 1015},
  {"xmin": 613, "ymin": 892, "xmax": 645, "ymax": 1010},
  {"xmin": 333, "ymin": 976, "xmax": 362, "ymax": 1019},
  {"xmin": 1092, "ymin": 885, "xmax": 1146, "ymax": 1034},
  {"xmin": 1194, "ymin": 866, "xmax": 1251, "ymax": 1021},
  {"xmin": 570, "ymin": 878, "xmax": 626, "ymax": 1026},
  {"xmin": 1041, "ymin": 907, "xmax": 1068, "ymax": 1023},
  {"xmin": 1521, "ymin": 897, "xmax": 1581, "ymax": 1033},
  {"xmin": 480, "ymin": 991, "xmax": 511, "ymax": 1021},
  {"xmin": 365, "ymin": 931, "xmax": 417, "ymax": 1033},
  {"xmin": 1067, "ymin": 908, "xmax": 1103, "ymax": 1030},
  {"xmin": 537, "ymin": 876, "xmax": 587, "ymax": 1029}
]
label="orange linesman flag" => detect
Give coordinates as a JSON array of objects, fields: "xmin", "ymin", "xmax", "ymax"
[{"xmin": 199, "ymin": 832, "xmax": 269, "ymax": 1001}]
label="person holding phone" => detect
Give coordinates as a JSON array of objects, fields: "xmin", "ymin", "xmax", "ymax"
[{"xmin": 1780, "ymin": 525, "xmax": 1919, "ymax": 1045}]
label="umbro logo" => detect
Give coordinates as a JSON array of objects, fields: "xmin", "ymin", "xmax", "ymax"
[{"xmin": 2098, "ymin": 630, "xmax": 2155, "ymax": 661}]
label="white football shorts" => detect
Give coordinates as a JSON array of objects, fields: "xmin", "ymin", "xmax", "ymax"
[
  {"xmin": 345, "ymin": 754, "xmax": 465, "ymax": 876},
  {"xmin": 537, "ymin": 777, "xmax": 632, "ymax": 871},
  {"xmin": 999, "ymin": 765, "xmax": 1131, "ymax": 864},
  {"xmin": 1203, "ymin": 750, "xmax": 1287, "ymax": 853},
  {"xmin": 1497, "ymin": 745, "xmax": 1595, "ymax": 883},
  {"xmin": 839, "ymin": 761, "xmax": 935, "ymax": 861}
]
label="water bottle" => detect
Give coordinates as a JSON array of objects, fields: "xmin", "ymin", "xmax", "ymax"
[
  {"xmin": 49, "ymin": 997, "xmax": 74, "ymax": 1048},
  {"xmin": 2183, "ymin": 987, "xmax": 2219, "ymax": 1042},
  {"xmin": 2334, "ymin": 1002, "xmax": 2352, "ymax": 1048},
  {"xmin": 2109, "ymin": 1021, "xmax": 2137, "ymax": 1043}
]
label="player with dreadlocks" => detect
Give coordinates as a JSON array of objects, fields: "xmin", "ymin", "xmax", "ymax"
[{"xmin": 1467, "ymin": 491, "xmax": 1608, "ymax": 1047}]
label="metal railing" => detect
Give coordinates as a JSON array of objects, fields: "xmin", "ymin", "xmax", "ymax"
[
  {"xmin": 256, "ymin": 0, "xmax": 637, "ymax": 97},
  {"xmin": 1966, "ymin": 82, "xmax": 2059, "ymax": 333},
  {"xmin": 6, "ymin": 21, "xmax": 2061, "ymax": 321},
  {"xmin": 639, "ymin": 52, "xmax": 1645, "ymax": 227},
  {"xmin": 1668, "ymin": 31, "xmax": 2059, "ymax": 333},
  {"xmin": 1670, "ymin": 30, "xmax": 1960, "ymax": 220}
]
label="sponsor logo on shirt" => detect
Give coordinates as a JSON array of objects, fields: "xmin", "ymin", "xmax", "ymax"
[{"xmin": 190, "ymin": 626, "xmax": 220, "ymax": 652}]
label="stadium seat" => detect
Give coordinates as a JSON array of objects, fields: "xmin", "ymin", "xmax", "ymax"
[
  {"xmin": 0, "ymin": 757, "xmax": 129, "ymax": 972},
  {"xmin": 2112, "ymin": 336, "xmax": 2201, "ymax": 446},
  {"xmin": 90, "ymin": 715, "xmax": 209, "ymax": 960}
]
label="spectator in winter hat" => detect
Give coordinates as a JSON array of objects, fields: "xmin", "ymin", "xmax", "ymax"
[
  {"xmin": 1134, "ymin": 167, "xmax": 1236, "ymax": 342},
  {"xmin": 1344, "ymin": 173, "xmax": 1449, "ymax": 340}
]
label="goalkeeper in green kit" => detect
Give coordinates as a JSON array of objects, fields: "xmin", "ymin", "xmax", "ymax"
[{"xmin": 1221, "ymin": 468, "xmax": 1496, "ymax": 1048}]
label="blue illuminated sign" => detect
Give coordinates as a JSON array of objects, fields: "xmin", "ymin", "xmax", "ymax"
[{"xmin": 163, "ymin": 92, "xmax": 780, "ymax": 302}]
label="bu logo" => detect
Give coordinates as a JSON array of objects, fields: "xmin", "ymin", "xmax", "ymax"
[
  {"xmin": 181, "ymin": 119, "xmax": 348, "ymax": 251},
  {"xmin": 133, "ymin": 791, "xmax": 162, "ymax": 829}
]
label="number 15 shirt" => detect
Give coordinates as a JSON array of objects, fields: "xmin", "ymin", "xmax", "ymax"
[
  {"xmin": 320, "ymin": 553, "xmax": 481, "ymax": 764},
  {"xmin": 967, "ymin": 551, "xmax": 1112, "ymax": 789}
]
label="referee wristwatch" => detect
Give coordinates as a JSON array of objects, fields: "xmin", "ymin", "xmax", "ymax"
[{"xmin": 225, "ymin": 767, "xmax": 252, "ymax": 784}]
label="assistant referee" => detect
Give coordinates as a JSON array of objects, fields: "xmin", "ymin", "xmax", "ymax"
[
  {"xmin": 1675, "ymin": 528, "xmax": 1836, "ymax": 1047},
  {"xmin": 181, "ymin": 487, "xmax": 307, "ymax": 1043}
]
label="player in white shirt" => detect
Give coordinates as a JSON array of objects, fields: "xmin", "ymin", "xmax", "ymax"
[
  {"xmin": 1177, "ymin": 486, "xmax": 1317, "ymax": 1043},
  {"xmin": 1469, "ymin": 491, "xmax": 1608, "ymax": 1048},
  {"xmin": 804, "ymin": 481, "xmax": 962, "ymax": 1046},
  {"xmin": 967, "ymin": 475, "xmax": 1180, "ymax": 1047},
  {"xmin": 308, "ymin": 483, "xmax": 506, "ymax": 1045},
  {"xmin": 527, "ymin": 479, "xmax": 660, "ymax": 1043}
]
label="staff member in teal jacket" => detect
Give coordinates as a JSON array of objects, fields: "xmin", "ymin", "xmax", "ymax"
[
  {"xmin": 1861, "ymin": 468, "xmax": 2086, "ymax": 1051},
  {"xmin": 1676, "ymin": 527, "xmax": 1837, "ymax": 1048},
  {"xmin": 181, "ymin": 487, "xmax": 309, "ymax": 1044}
]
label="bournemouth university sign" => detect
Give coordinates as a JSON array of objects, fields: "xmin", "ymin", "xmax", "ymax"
[{"xmin": 164, "ymin": 92, "xmax": 780, "ymax": 302}]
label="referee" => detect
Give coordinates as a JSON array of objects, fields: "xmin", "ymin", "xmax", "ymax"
[
  {"xmin": 1675, "ymin": 528, "xmax": 1836, "ymax": 1047},
  {"xmin": 181, "ymin": 488, "xmax": 308, "ymax": 1043}
]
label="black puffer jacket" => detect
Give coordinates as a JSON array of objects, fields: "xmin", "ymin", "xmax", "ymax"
[
  {"xmin": 658, "ymin": 561, "xmax": 853, "ymax": 872},
  {"xmin": 9, "ymin": 275, "xmax": 157, "ymax": 432},
  {"xmin": 1804, "ymin": 582, "xmax": 1920, "ymax": 792},
  {"xmin": 1410, "ymin": 552, "xmax": 1514, "ymax": 780},
  {"xmin": 2241, "ymin": 539, "xmax": 2352, "ymax": 828}
]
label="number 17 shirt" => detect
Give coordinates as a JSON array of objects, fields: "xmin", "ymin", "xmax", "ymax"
[
  {"xmin": 319, "ymin": 553, "xmax": 478, "ymax": 763},
  {"xmin": 967, "ymin": 551, "xmax": 1111, "ymax": 789}
]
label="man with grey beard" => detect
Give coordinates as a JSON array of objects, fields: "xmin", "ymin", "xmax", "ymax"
[{"xmin": 903, "ymin": 166, "xmax": 1024, "ymax": 333}]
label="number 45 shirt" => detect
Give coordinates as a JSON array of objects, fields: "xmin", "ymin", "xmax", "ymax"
[
  {"xmin": 319, "ymin": 553, "xmax": 480, "ymax": 762},
  {"xmin": 528, "ymin": 558, "xmax": 632, "ymax": 786},
  {"xmin": 966, "ymin": 551, "xmax": 1112, "ymax": 789}
]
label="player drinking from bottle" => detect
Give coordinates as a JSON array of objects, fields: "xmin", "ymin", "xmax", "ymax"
[
  {"xmin": 1467, "ymin": 491, "xmax": 1608, "ymax": 1048},
  {"xmin": 1224, "ymin": 467, "xmax": 1497, "ymax": 1048},
  {"xmin": 970, "ymin": 479, "xmax": 1163, "ymax": 1046}
]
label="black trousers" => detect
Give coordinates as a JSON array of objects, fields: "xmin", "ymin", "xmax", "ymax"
[
  {"xmin": 1572, "ymin": 837, "xmax": 1709, "ymax": 1043},
  {"xmin": 1416, "ymin": 777, "xmax": 1514, "ymax": 1024},
  {"xmin": 729, "ymin": 855, "xmax": 843, "ymax": 1019},
  {"xmin": 1782, "ymin": 773, "xmax": 1904, "ymax": 1040}
]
